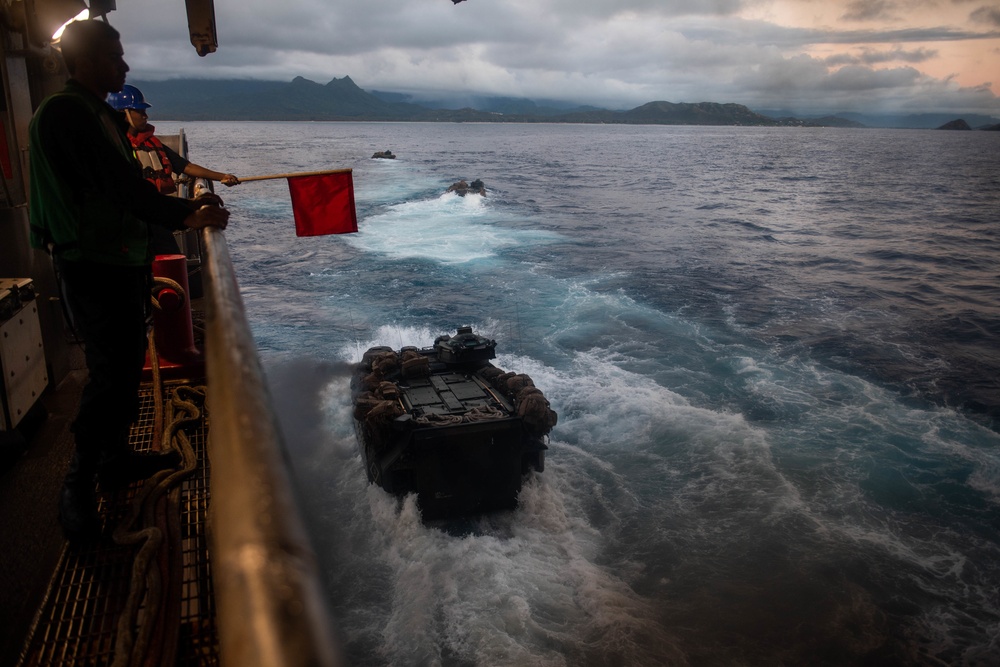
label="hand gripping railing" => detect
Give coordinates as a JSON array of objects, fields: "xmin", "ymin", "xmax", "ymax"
[{"xmin": 200, "ymin": 226, "xmax": 343, "ymax": 667}]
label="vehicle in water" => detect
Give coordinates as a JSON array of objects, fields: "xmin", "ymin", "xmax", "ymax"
[{"xmin": 352, "ymin": 327, "xmax": 556, "ymax": 520}]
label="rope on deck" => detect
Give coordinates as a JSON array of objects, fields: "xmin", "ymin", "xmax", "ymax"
[{"xmin": 110, "ymin": 330, "xmax": 206, "ymax": 667}]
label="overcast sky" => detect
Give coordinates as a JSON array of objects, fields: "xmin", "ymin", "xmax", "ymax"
[{"xmin": 108, "ymin": 0, "xmax": 1000, "ymax": 116}]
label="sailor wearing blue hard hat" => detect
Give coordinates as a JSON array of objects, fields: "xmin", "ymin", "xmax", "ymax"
[
  {"xmin": 107, "ymin": 83, "xmax": 151, "ymax": 111},
  {"xmin": 108, "ymin": 84, "xmax": 240, "ymax": 192}
]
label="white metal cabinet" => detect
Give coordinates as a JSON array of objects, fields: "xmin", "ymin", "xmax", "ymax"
[{"xmin": 0, "ymin": 279, "xmax": 48, "ymax": 430}]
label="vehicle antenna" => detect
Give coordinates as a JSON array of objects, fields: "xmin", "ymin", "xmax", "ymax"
[
  {"xmin": 347, "ymin": 301, "xmax": 361, "ymax": 362},
  {"xmin": 515, "ymin": 300, "xmax": 524, "ymax": 370}
]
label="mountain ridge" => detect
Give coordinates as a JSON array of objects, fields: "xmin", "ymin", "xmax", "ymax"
[{"xmin": 130, "ymin": 77, "xmax": 1000, "ymax": 128}]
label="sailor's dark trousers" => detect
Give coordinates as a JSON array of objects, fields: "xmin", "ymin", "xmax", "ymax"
[{"xmin": 57, "ymin": 258, "xmax": 150, "ymax": 462}]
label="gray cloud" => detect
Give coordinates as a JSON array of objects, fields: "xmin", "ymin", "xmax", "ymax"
[
  {"xmin": 731, "ymin": 52, "xmax": 998, "ymax": 113},
  {"xmin": 840, "ymin": 0, "xmax": 900, "ymax": 22},
  {"xmin": 678, "ymin": 20, "xmax": 1000, "ymax": 47},
  {"xmin": 824, "ymin": 47, "xmax": 939, "ymax": 65},
  {"xmin": 970, "ymin": 5, "xmax": 1000, "ymax": 26}
]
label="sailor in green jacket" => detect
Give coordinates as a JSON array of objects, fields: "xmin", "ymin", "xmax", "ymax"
[{"xmin": 28, "ymin": 19, "xmax": 229, "ymax": 540}]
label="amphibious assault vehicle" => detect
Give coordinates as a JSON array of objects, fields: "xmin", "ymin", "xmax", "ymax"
[{"xmin": 351, "ymin": 327, "xmax": 556, "ymax": 520}]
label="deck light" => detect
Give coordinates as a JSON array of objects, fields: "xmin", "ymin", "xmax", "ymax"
[
  {"xmin": 50, "ymin": 7, "xmax": 89, "ymax": 42},
  {"xmin": 25, "ymin": 0, "xmax": 89, "ymax": 47}
]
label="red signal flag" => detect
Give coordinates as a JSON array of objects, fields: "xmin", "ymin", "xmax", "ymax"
[{"xmin": 286, "ymin": 171, "xmax": 358, "ymax": 236}]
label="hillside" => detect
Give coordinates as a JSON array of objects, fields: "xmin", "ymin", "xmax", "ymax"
[
  {"xmin": 129, "ymin": 77, "xmax": 806, "ymax": 125},
  {"xmin": 135, "ymin": 76, "xmax": 426, "ymax": 121},
  {"xmin": 618, "ymin": 101, "xmax": 779, "ymax": 125},
  {"xmin": 127, "ymin": 76, "xmax": 996, "ymax": 128}
]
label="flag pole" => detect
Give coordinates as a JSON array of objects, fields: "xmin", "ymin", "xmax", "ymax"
[{"xmin": 239, "ymin": 168, "xmax": 353, "ymax": 183}]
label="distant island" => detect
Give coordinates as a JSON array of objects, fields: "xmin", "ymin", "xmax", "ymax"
[
  {"xmin": 130, "ymin": 75, "xmax": 1000, "ymax": 130},
  {"xmin": 937, "ymin": 119, "xmax": 972, "ymax": 130}
]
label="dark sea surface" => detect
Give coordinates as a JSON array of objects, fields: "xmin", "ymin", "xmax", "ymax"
[{"xmin": 164, "ymin": 121, "xmax": 1000, "ymax": 666}]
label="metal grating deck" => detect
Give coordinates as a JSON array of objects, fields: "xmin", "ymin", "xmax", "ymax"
[{"xmin": 18, "ymin": 381, "xmax": 218, "ymax": 667}]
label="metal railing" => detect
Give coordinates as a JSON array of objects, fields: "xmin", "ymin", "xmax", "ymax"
[{"xmin": 200, "ymin": 226, "xmax": 343, "ymax": 667}]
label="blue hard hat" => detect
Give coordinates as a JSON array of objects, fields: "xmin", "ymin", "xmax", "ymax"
[{"xmin": 107, "ymin": 84, "xmax": 151, "ymax": 111}]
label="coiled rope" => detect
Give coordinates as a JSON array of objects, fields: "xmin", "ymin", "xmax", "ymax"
[
  {"xmin": 111, "ymin": 329, "xmax": 205, "ymax": 667},
  {"xmin": 149, "ymin": 276, "xmax": 185, "ymax": 312}
]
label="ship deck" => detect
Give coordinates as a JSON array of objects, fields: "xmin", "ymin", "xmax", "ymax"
[
  {"xmin": 0, "ymin": 226, "xmax": 342, "ymax": 667},
  {"xmin": 0, "ymin": 347, "xmax": 218, "ymax": 666}
]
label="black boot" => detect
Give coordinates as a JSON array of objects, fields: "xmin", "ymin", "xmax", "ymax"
[
  {"xmin": 59, "ymin": 452, "xmax": 100, "ymax": 541},
  {"xmin": 98, "ymin": 449, "xmax": 182, "ymax": 491}
]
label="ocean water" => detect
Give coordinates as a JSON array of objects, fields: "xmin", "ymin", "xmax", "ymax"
[{"xmin": 163, "ymin": 121, "xmax": 1000, "ymax": 666}]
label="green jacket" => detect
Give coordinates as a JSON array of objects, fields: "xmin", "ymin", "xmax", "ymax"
[{"xmin": 29, "ymin": 80, "xmax": 193, "ymax": 265}]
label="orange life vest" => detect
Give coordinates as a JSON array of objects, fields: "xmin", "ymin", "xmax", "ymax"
[{"xmin": 130, "ymin": 126, "xmax": 176, "ymax": 195}]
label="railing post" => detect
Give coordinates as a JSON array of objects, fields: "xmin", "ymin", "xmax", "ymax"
[{"xmin": 200, "ymin": 227, "xmax": 343, "ymax": 667}]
